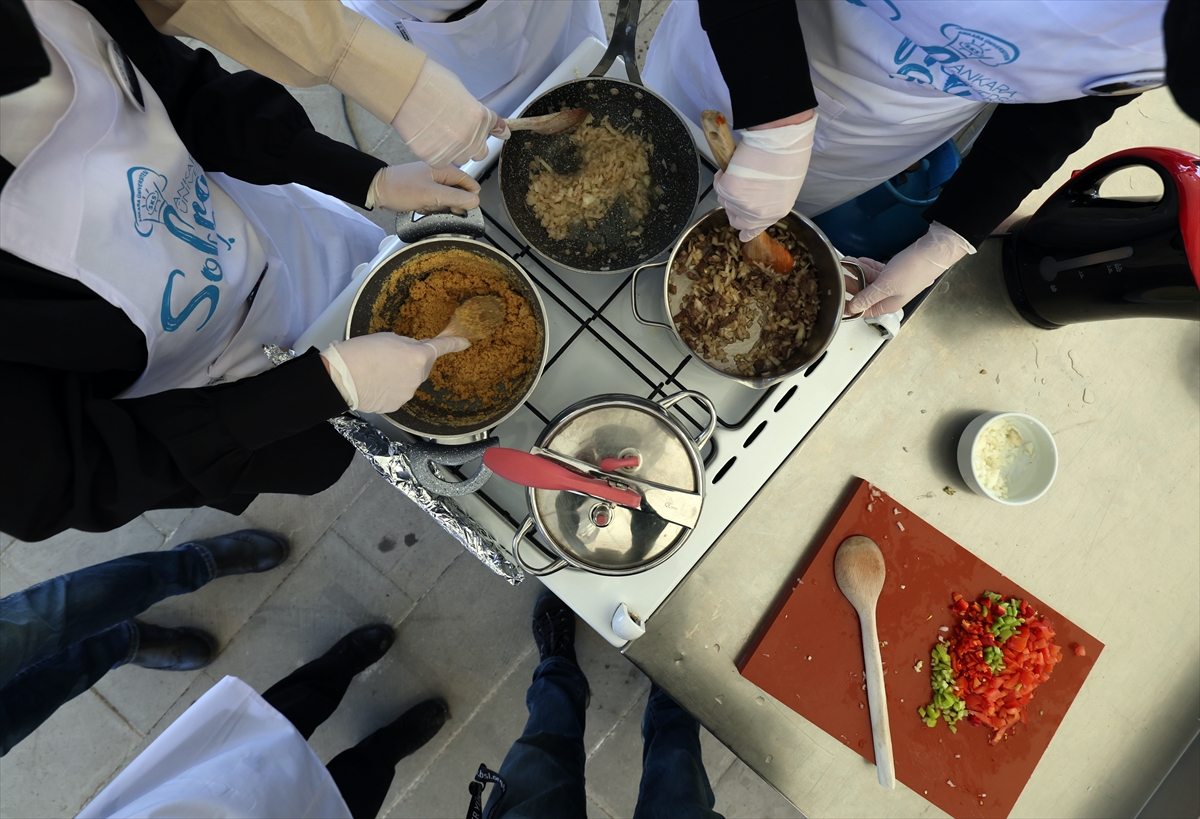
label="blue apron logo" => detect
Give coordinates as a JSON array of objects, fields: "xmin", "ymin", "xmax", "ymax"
[
  {"xmin": 891, "ymin": 24, "xmax": 1020, "ymax": 101},
  {"xmin": 127, "ymin": 163, "xmax": 234, "ymax": 332}
]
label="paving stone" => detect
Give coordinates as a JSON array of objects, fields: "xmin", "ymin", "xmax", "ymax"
[
  {"xmin": 93, "ymin": 671, "xmax": 219, "ymax": 799},
  {"xmin": 712, "ymin": 759, "xmax": 805, "ymax": 819},
  {"xmin": 141, "ymin": 508, "xmax": 193, "ymax": 539},
  {"xmin": 92, "ymin": 660, "xmax": 208, "ymax": 737},
  {"xmin": 384, "ymin": 645, "xmax": 540, "ymax": 819},
  {"xmin": 0, "ymin": 691, "xmax": 140, "ymax": 819},
  {"xmin": 202, "ymin": 528, "xmax": 416, "ymax": 696},
  {"xmin": 584, "ymin": 689, "xmax": 650, "ymax": 819},
  {"xmin": 333, "ymin": 477, "xmax": 464, "ymax": 603},
  {"xmin": 0, "ymin": 515, "xmax": 165, "ymax": 597},
  {"xmin": 576, "ymin": 626, "xmax": 651, "ymax": 755}
]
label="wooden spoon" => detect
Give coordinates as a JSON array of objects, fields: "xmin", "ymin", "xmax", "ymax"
[
  {"xmin": 504, "ymin": 109, "xmax": 588, "ymax": 136},
  {"xmin": 700, "ymin": 110, "xmax": 795, "ymax": 275},
  {"xmin": 436, "ymin": 295, "xmax": 505, "ymax": 342},
  {"xmin": 833, "ymin": 535, "xmax": 896, "ymax": 789}
]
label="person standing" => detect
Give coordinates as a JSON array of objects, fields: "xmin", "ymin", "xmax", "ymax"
[
  {"xmin": 79, "ymin": 623, "xmax": 449, "ymax": 819},
  {"xmin": 473, "ymin": 591, "xmax": 723, "ymax": 819},
  {"xmin": 0, "ymin": 0, "xmax": 478, "ymax": 542},
  {"xmin": 644, "ymin": 0, "xmax": 1179, "ymax": 319},
  {"xmin": 1, "ymin": 530, "xmax": 288, "ymax": 755}
]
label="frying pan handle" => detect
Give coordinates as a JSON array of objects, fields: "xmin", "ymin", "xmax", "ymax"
[
  {"xmin": 630, "ymin": 261, "xmax": 673, "ymax": 330},
  {"xmin": 394, "ymin": 207, "xmax": 487, "ymax": 243},
  {"xmin": 590, "ymin": 0, "xmax": 643, "ymax": 85},
  {"xmin": 512, "ymin": 517, "xmax": 567, "ymax": 576},
  {"xmin": 839, "ymin": 258, "xmax": 869, "ymax": 323},
  {"xmin": 658, "ymin": 390, "xmax": 718, "ymax": 449}
]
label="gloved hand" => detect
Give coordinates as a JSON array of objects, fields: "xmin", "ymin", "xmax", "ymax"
[
  {"xmin": 391, "ymin": 58, "xmax": 510, "ymax": 168},
  {"xmin": 713, "ymin": 116, "xmax": 816, "ymax": 242},
  {"xmin": 846, "ymin": 222, "xmax": 976, "ymax": 318},
  {"xmin": 321, "ymin": 333, "xmax": 470, "ymax": 414},
  {"xmin": 366, "ymin": 163, "xmax": 481, "ymax": 213}
]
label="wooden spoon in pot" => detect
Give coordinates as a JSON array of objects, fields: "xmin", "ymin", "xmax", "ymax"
[
  {"xmin": 700, "ymin": 110, "xmax": 795, "ymax": 275},
  {"xmin": 436, "ymin": 295, "xmax": 505, "ymax": 343},
  {"xmin": 833, "ymin": 535, "xmax": 896, "ymax": 789},
  {"xmin": 504, "ymin": 108, "xmax": 588, "ymax": 136}
]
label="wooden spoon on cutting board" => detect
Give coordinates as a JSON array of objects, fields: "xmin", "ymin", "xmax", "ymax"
[
  {"xmin": 504, "ymin": 108, "xmax": 588, "ymax": 135},
  {"xmin": 436, "ymin": 295, "xmax": 505, "ymax": 343},
  {"xmin": 833, "ymin": 535, "xmax": 896, "ymax": 789},
  {"xmin": 700, "ymin": 111, "xmax": 795, "ymax": 275}
]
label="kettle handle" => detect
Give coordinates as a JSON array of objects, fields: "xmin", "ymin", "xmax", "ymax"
[{"xmin": 658, "ymin": 390, "xmax": 718, "ymax": 449}]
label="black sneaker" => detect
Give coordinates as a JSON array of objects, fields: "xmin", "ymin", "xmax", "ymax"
[
  {"xmin": 356, "ymin": 698, "xmax": 449, "ymax": 767},
  {"xmin": 324, "ymin": 624, "xmax": 397, "ymax": 676},
  {"xmin": 532, "ymin": 590, "xmax": 577, "ymax": 665},
  {"xmin": 182, "ymin": 529, "xmax": 290, "ymax": 578},
  {"xmin": 129, "ymin": 622, "xmax": 216, "ymax": 671}
]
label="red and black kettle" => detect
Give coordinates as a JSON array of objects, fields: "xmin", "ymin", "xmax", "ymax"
[{"xmin": 1003, "ymin": 147, "xmax": 1199, "ymax": 327}]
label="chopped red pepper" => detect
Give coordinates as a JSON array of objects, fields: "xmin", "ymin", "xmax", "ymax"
[{"xmin": 936, "ymin": 591, "xmax": 1062, "ymax": 744}]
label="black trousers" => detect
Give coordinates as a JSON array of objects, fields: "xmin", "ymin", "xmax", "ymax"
[{"xmin": 261, "ymin": 650, "xmax": 397, "ymax": 819}]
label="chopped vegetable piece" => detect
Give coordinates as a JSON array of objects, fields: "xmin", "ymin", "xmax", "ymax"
[
  {"xmin": 1073, "ymin": 644, "xmax": 1087, "ymax": 657},
  {"xmin": 919, "ymin": 590, "xmax": 1062, "ymax": 744}
]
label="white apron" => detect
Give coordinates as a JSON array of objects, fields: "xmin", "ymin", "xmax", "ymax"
[
  {"xmin": 78, "ymin": 676, "xmax": 351, "ymax": 819},
  {"xmin": 644, "ymin": 0, "xmax": 1167, "ymax": 216},
  {"xmin": 0, "ymin": 1, "xmax": 383, "ymax": 398},
  {"xmin": 343, "ymin": 0, "xmax": 605, "ymax": 118}
]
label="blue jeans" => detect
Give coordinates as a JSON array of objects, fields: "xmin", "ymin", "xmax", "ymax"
[
  {"xmin": 486, "ymin": 657, "xmax": 722, "ymax": 819},
  {"xmin": 0, "ymin": 545, "xmax": 217, "ymax": 754}
]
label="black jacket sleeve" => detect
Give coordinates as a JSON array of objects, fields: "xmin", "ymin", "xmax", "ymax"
[
  {"xmin": 698, "ymin": 0, "xmax": 818, "ymax": 129},
  {"xmin": 77, "ymin": 0, "xmax": 386, "ymax": 207},
  {"xmin": 1164, "ymin": 0, "xmax": 1200, "ymax": 123},
  {"xmin": 923, "ymin": 96, "xmax": 1135, "ymax": 247}
]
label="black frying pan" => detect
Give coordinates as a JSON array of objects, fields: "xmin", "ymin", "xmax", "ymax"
[{"xmin": 499, "ymin": 0, "xmax": 699, "ymax": 274}]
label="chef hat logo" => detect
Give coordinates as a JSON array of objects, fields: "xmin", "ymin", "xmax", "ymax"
[
  {"xmin": 939, "ymin": 25, "xmax": 1019, "ymax": 67},
  {"xmin": 127, "ymin": 166, "xmax": 169, "ymax": 236}
]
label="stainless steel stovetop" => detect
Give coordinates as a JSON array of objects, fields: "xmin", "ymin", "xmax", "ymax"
[{"xmin": 300, "ymin": 38, "xmax": 898, "ymax": 647}]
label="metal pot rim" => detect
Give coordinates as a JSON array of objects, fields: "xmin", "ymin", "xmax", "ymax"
[
  {"xmin": 519, "ymin": 392, "xmax": 711, "ymax": 576},
  {"xmin": 345, "ymin": 235, "xmax": 550, "ymax": 441},
  {"xmin": 647, "ymin": 207, "xmax": 859, "ymax": 390},
  {"xmin": 497, "ymin": 76, "xmax": 702, "ymax": 276}
]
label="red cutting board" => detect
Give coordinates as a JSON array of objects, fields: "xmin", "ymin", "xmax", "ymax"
[{"xmin": 739, "ymin": 478, "xmax": 1102, "ymax": 819}]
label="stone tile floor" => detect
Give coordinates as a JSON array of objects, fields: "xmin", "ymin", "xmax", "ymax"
[{"xmin": 0, "ymin": 6, "xmax": 801, "ymax": 817}]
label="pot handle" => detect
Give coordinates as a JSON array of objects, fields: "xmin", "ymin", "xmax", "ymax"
[
  {"xmin": 405, "ymin": 437, "xmax": 497, "ymax": 496},
  {"xmin": 658, "ymin": 390, "xmax": 718, "ymax": 449},
  {"xmin": 590, "ymin": 0, "xmax": 643, "ymax": 85},
  {"xmin": 512, "ymin": 517, "xmax": 568, "ymax": 576},
  {"xmin": 394, "ymin": 207, "xmax": 487, "ymax": 244},
  {"xmin": 839, "ymin": 257, "xmax": 903, "ymax": 340},
  {"xmin": 839, "ymin": 257, "xmax": 869, "ymax": 323},
  {"xmin": 631, "ymin": 261, "xmax": 673, "ymax": 331}
]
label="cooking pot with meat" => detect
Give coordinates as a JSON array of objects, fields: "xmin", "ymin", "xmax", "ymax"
[{"xmin": 631, "ymin": 208, "xmax": 868, "ymax": 390}]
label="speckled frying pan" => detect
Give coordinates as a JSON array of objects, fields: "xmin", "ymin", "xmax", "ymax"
[{"xmin": 498, "ymin": 0, "xmax": 699, "ymax": 274}]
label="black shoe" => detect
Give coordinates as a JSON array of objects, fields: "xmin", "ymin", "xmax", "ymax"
[
  {"xmin": 323, "ymin": 624, "xmax": 396, "ymax": 676},
  {"xmin": 183, "ymin": 529, "xmax": 290, "ymax": 578},
  {"xmin": 358, "ymin": 698, "xmax": 449, "ymax": 767},
  {"xmin": 129, "ymin": 622, "xmax": 216, "ymax": 671},
  {"xmin": 532, "ymin": 590, "xmax": 576, "ymax": 665}
]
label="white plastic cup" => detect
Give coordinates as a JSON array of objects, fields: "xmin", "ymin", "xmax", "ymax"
[{"xmin": 957, "ymin": 412, "xmax": 1058, "ymax": 505}]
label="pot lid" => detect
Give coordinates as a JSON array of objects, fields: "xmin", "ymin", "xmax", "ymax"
[{"xmin": 531, "ymin": 396, "xmax": 702, "ymax": 574}]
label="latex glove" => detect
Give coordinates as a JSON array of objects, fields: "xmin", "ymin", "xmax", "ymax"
[
  {"xmin": 713, "ymin": 116, "xmax": 816, "ymax": 242},
  {"xmin": 321, "ymin": 333, "xmax": 470, "ymax": 414},
  {"xmin": 366, "ymin": 163, "xmax": 481, "ymax": 213},
  {"xmin": 391, "ymin": 58, "xmax": 510, "ymax": 168},
  {"xmin": 846, "ymin": 222, "xmax": 976, "ymax": 318}
]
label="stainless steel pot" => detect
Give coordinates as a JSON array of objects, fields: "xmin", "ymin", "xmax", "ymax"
[
  {"xmin": 511, "ymin": 391, "xmax": 716, "ymax": 577},
  {"xmin": 631, "ymin": 208, "xmax": 868, "ymax": 389},
  {"xmin": 345, "ymin": 208, "xmax": 550, "ymax": 494}
]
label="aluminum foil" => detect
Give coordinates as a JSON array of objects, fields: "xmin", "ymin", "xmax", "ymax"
[{"xmin": 263, "ymin": 345, "xmax": 523, "ymax": 585}]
